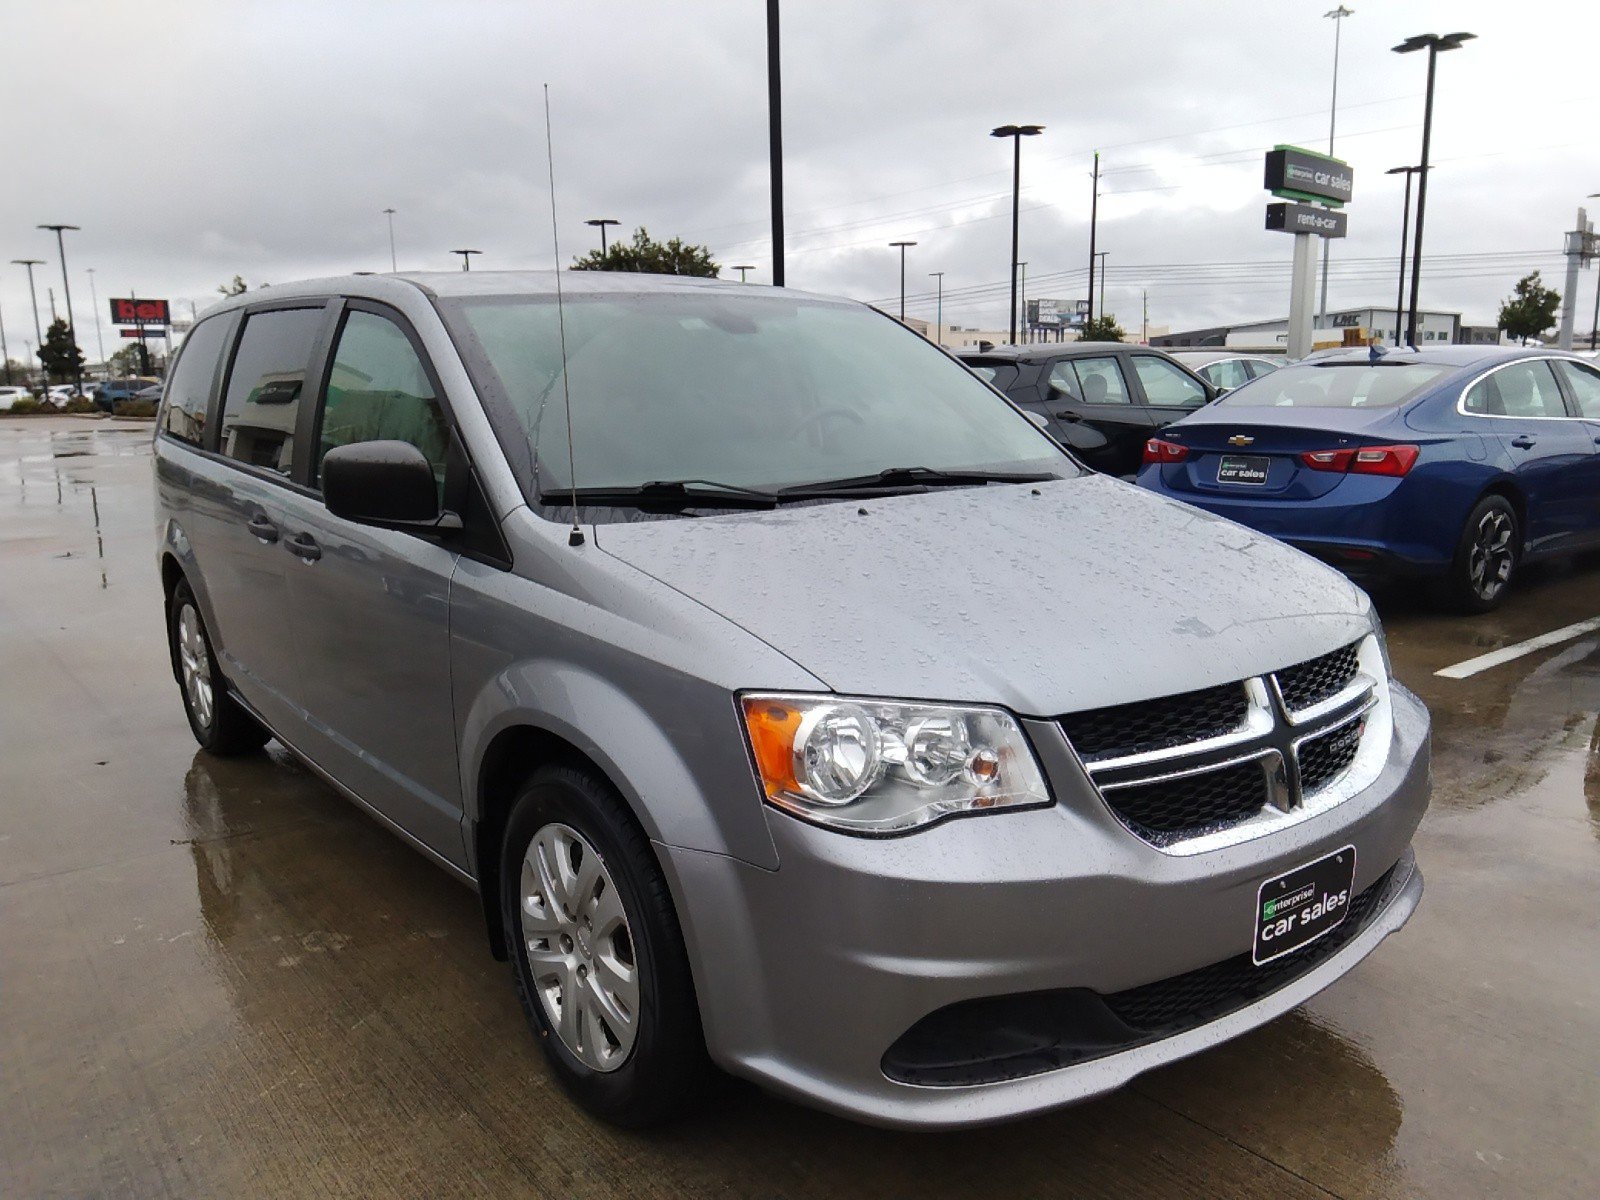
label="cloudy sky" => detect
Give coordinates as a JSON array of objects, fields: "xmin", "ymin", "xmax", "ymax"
[{"xmin": 0, "ymin": 0, "xmax": 1592, "ymax": 362}]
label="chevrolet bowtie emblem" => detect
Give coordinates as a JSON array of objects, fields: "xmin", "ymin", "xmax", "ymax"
[{"xmin": 1228, "ymin": 435, "xmax": 1255, "ymax": 447}]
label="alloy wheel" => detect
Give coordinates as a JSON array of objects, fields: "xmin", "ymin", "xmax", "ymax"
[
  {"xmin": 177, "ymin": 604, "xmax": 215, "ymax": 731},
  {"xmin": 1466, "ymin": 509, "xmax": 1515, "ymax": 601},
  {"xmin": 518, "ymin": 823, "xmax": 640, "ymax": 1072}
]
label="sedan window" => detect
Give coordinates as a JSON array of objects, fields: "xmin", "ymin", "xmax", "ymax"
[
  {"xmin": 1132, "ymin": 355, "xmax": 1208, "ymax": 408},
  {"xmin": 1554, "ymin": 359, "xmax": 1600, "ymax": 419},
  {"xmin": 1052, "ymin": 357, "xmax": 1130, "ymax": 405},
  {"xmin": 1463, "ymin": 360, "xmax": 1567, "ymax": 418}
]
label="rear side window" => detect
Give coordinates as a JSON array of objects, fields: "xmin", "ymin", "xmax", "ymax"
[
  {"xmin": 315, "ymin": 311, "xmax": 449, "ymax": 492},
  {"xmin": 1246, "ymin": 359, "xmax": 1281, "ymax": 379},
  {"xmin": 1051, "ymin": 356, "xmax": 1130, "ymax": 405},
  {"xmin": 962, "ymin": 359, "xmax": 1018, "ymax": 390},
  {"xmin": 1132, "ymin": 355, "xmax": 1208, "ymax": 408},
  {"xmin": 1462, "ymin": 360, "xmax": 1566, "ymax": 419},
  {"xmin": 1201, "ymin": 359, "xmax": 1251, "ymax": 391},
  {"xmin": 1553, "ymin": 359, "xmax": 1600, "ymax": 419},
  {"xmin": 160, "ymin": 317, "xmax": 229, "ymax": 446},
  {"xmin": 219, "ymin": 307, "xmax": 325, "ymax": 475}
]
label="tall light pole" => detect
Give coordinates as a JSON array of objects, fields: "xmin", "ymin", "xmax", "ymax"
[
  {"xmin": 1393, "ymin": 32, "xmax": 1475, "ymax": 347},
  {"xmin": 990, "ymin": 123, "xmax": 1043, "ymax": 344},
  {"xmin": 383, "ymin": 208, "xmax": 398, "ymax": 271},
  {"xmin": 11, "ymin": 260, "xmax": 45, "ymax": 387},
  {"xmin": 584, "ymin": 218, "xmax": 619, "ymax": 256},
  {"xmin": 731, "ymin": 264, "xmax": 755, "ymax": 283},
  {"xmin": 1087, "ymin": 151, "xmax": 1101, "ymax": 335},
  {"xmin": 889, "ymin": 241, "xmax": 917, "ymax": 320},
  {"xmin": 929, "ymin": 271, "xmax": 944, "ymax": 346},
  {"xmin": 38, "ymin": 225, "xmax": 83, "ymax": 396},
  {"xmin": 452, "ymin": 249, "xmax": 482, "ymax": 271},
  {"xmin": 0, "ymin": 289, "xmax": 10, "ymax": 385},
  {"xmin": 86, "ymin": 268, "xmax": 106, "ymax": 369},
  {"xmin": 1019, "ymin": 261, "xmax": 1028, "ymax": 342},
  {"xmin": 1386, "ymin": 166, "xmax": 1424, "ymax": 344},
  {"xmin": 1318, "ymin": 5, "xmax": 1354, "ymax": 329},
  {"xmin": 767, "ymin": 0, "xmax": 785, "ymax": 287}
]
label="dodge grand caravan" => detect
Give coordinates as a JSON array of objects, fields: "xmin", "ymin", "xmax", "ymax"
[{"xmin": 154, "ymin": 272, "xmax": 1429, "ymax": 1130}]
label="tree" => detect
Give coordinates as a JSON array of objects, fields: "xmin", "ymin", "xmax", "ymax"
[
  {"xmin": 218, "ymin": 275, "xmax": 250, "ymax": 296},
  {"xmin": 1497, "ymin": 271, "xmax": 1561, "ymax": 345},
  {"xmin": 571, "ymin": 227, "xmax": 719, "ymax": 277},
  {"xmin": 109, "ymin": 344, "xmax": 151, "ymax": 375},
  {"xmin": 37, "ymin": 319, "xmax": 85, "ymax": 384},
  {"xmin": 1081, "ymin": 315, "xmax": 1125, "ymax": 342}
]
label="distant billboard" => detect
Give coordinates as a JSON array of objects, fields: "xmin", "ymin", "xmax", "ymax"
[
  {"xmin": 109, "ymin": 297, "xmax": 170, "ymax": 327},
  {"xmin": 1029, "ymin": 298, "xmax": 1064, "ymax": 327}
]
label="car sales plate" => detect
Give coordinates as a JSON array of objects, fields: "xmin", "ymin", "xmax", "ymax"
[
  {"xmin": 1217, "ymin": 454, "xmax": 1270, "ymax": 485},
  {"xmin": 1253, "ymin": 846, "xmax": 1356, "ymax": 966}
]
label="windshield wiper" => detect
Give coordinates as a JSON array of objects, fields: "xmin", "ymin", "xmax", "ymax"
[
  {"xmin": 558, "ymin": 479, "xmax": 779, "ymax": 510},
  {"xmin": 777, "ymin": 466, "xmax": 1058, "ymax": 497}
]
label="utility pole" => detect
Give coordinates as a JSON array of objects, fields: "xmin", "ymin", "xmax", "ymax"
[
  {"xmin": 1087, "ymin": 151, "xmax": 1100, "ymax": 336},
  {"xmin": 1142, "ymin": 289, "xmax": 1149, "ymax": 344},
  {"xmin": 1318, "ymin": 5, "xmax": 1353, "ymax": 330},
  {"xmin": 11, "ymin": 260, "xmax": 44, "ymax": 391},
  {"xmin": 1019, "ymin": 261, "xmax": 1028, "ymax": 342},
  {"xmin": 767, "ymin": 0, "xmax": 785, "ymax": 287},
  {"xmin": 0, "ymin": 293, "xmax": 10, "ymax": 385},
  {"xmin": 1095, "ymin": 252, "xmax": 1109, "ymax": 323},
  {"xmin": 991, "ymin": 124, "xmax": 1043, "ymax": 344},
  {"xmin": 1386, "ymin": 166, "xmax": 1422, "ymax": 344},
  {"xmin": 86, "ymin": 268, "xmax": 106, "ymax": 369},
  {"xmin": 929, "ymin": 271, "xmax": 944, "ymax": 346},
  {"xmin": 383, "ymin": 208, "xmax": 398, "ymax": 271}
]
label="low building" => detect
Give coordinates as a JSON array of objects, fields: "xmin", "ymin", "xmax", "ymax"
[{"xmin": 1153, "ymin": 306, "xmax": 1486, "ymax": 352}]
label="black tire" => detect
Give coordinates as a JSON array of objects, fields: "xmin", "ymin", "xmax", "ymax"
[
  {"xmin": 1443, "ymin": 494, "xmax": 1520, "ymax": 613},
  {"xmin": 500, "ymin": 763, "xmax": 713, "ymax": 1127},
  {"xmin": 166, "ymin": 579, "xmax": 271, "ymax": 755}
]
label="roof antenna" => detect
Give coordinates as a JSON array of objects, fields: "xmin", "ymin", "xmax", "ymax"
[{"xmin": 543, "ymin": 83, "xmax": 584, "ymax": 548}]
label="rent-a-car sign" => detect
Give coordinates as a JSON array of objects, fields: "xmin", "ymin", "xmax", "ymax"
[
  {"xmin": 1264, "ymin": 146, "xmax": 1353, "ymax": 207},
  {"xmin": 1266, "ymin": 201, "xmax": 1348, "ymax": 238},
  {"xmin": 109, "ymin": 297, "xmax": 170, "ymax": 326}
]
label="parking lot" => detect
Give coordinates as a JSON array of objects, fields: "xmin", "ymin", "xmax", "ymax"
[{"xmin": 2, "ymin": 415, "xmax": 1596, "ymax": 1199}]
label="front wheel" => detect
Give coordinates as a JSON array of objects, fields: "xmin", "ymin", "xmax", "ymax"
[
  {"xmin": 167, "ymin": 580, "xmax": 271, "ymax": 754},
  {"xmin": 500, "ymin": 764, "xmax": 713, "ymax": 1127},
  {"xmin": 1443, "ymin": 495, "xmax": 1519, "ymax": 613}
]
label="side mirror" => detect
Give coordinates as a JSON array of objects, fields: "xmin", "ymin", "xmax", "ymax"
[{"xmin": 322, "ymin": 440, "xmax": 452, "ymax": 529}]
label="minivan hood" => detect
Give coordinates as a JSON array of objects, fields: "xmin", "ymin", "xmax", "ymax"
[{"xmin": 594, "ymin": 475, "xmax": 1370, "ymax": 715}]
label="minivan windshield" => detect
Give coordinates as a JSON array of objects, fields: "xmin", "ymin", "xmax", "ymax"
[
  {"xmin": 440, "ymin": 291, "xmax": 1072, "ymax": 507},
  {"xmin": 1215, "ymin": 362, "xmax": 1451, "ymax": 410}
]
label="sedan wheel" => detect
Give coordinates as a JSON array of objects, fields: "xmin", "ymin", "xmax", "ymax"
[{"xmin": 519, "ymin": 823, "xmax": 640, "ymax": 1072}]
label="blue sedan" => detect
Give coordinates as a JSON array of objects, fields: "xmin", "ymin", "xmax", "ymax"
[{"xmin": 1135, "ymin": 346, "xmax": 1600, "ymax": 611}]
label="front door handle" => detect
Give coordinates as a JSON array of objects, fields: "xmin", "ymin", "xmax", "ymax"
[
  {"xmin": 285, "ymin": 532, "xmax": 322, "ymax": 562},
  {"xmin": 246, "ymin": 514, "xmax": 279, "ymax": 544},
  {"xmin": 1052, "ymin": 410, "xmax": 1083, "ymax": 422},
  {"xmin": 1510, "ymin": 435, "xmax": 1537, "ymax": 449}
]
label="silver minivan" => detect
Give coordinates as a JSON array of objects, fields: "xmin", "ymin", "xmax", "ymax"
[{"xmin": 154, "ymin": 272, "xmax": 1429, "ymax": 1129}]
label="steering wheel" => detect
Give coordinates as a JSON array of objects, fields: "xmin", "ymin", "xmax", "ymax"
[{"xmin": 788, "ymin": 406, "xmax": 865, "ymax": 446}]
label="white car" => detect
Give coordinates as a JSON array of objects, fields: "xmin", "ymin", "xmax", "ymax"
[
  {"xmin": 48, "ymin": 384, "xmax": 82, "ymax": 407},
  {"xmin": 0, "ymin": 385, "xmax": 33, "ymax": 411}
]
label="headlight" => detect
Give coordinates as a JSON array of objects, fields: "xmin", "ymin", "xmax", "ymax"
[
  {"xmin": 740, "ymin": 693, "xmax": 1051, "ymax": 834},
  {"xmin": 1368, "ymin": 609, "xmax": 1392, "ymax": 678}
]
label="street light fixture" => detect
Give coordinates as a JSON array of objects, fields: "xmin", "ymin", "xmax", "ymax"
[
  {"xmin": 1385, "ymin": 166, "xmax": 1426, "ymax": 344},
  {"xmin": 451, "ymin": 249, "xmax": 482, "ymax": 271},
  {"xmin": 1392, "ymin": 31, "xmax": 1475, "ymax": 346},
  {"xmin": 383, "ymin": 208, "xmax": 398, "ymax": 272},
  {"xmin": 37, "ymin": 225, "xmax": 83, "ymax": 395},
  {"xmin": 889, "ymin": 241, "xmax": 917, "ymax": 320},
  {"xmin": 585, "ymin": 218, "xmax": 620, "ymax": 255},
  {"xmin": 730, "ymin": 264, "xmax": 755, "ymax": 283},
  {"xmin": 928, "ymin": 272, "xmax": 944, "ymax": 346},
  {"xmin": 11, "ymin": 259, "xmax": 45, "ymax": 387},
  {"xmin": 990, "ymin": 123, "xmax": 1044, "ymax": 344}
]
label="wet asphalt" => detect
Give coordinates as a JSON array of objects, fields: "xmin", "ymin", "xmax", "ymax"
[{"xmin": 2, "ymin": 417, "xmax": 1596, "ymax": 1199}]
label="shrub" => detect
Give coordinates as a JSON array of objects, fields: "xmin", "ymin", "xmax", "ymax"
[
  {"xmin": 113, "ymin": 399, "xmax": 157, "ymax": 418},
  {"xmin": 6, "ymin": 398, "xmax": 46, "ymax": 414},
  {"xmin": 63, "ymin": 398, "xmax": 99, "ymax": 414}
]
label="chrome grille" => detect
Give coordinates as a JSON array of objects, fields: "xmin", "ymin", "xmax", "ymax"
[{"xmin": 1063, "ymin": 639, "xmax": 1377, "ymax": 852}]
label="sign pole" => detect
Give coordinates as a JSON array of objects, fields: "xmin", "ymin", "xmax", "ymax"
[{"xmin": 1287, "ymin": 233, "xmax": 1319, "ymax": 359}]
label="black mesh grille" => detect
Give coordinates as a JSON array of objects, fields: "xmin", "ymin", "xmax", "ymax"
[
  {"xmin": 1102, "ymin": 758, "xmax": 1268, "ymax": 844},
  {"xmin": 1104, "ymin": 866, "xmax": 1394, "ymax": 1034},
  {"xmin": 1275, "ymin": 641, "xmax": 1361, "ymax": 712},
  {"xmin": 1298, "ymin": 719, "xmax": 1364, "ymax": 795},
  {"xmin": 1061, "ymin": 682, "xmax": 1249, "ymax": 761}
]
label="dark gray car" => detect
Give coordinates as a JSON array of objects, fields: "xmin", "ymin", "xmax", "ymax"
[{"xmin": 153, "ymin": 272, "xmax": 1429, "ymax": 1130}]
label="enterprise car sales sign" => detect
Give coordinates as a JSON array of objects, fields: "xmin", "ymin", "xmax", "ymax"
[{"xmin": 1264, "ymin": 145, "xmax": 1353, "ymax": 208}]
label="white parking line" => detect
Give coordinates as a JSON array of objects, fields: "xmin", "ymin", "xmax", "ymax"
[{"xmin": 1434, "ymin": 616, "xmax": 1600, "ymax": 680}]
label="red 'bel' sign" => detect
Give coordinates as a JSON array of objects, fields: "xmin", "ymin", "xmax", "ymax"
[{"xmin": 109, "ymin": 298, "xmax": 171, "ymax": 326}]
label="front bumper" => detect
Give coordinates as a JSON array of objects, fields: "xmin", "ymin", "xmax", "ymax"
[{"xmin": 658, "ymin": 683, "xmax": 1431, "ymax": 1129}]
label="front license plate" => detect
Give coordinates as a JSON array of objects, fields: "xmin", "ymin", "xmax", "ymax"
[
  {"xmin": 1253, "ymin": 846, "xmax": 1357, "ymax": 966},
  {"xmin": 1217, "ymin": 455, "xmax": 1270, "ymax": 485}
]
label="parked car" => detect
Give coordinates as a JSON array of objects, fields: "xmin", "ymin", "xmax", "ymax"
[
  {"xmin": 0, "ymin": 385, "xmax": 32, "ymax": 410},
  {"xmin": 155, "ymin": 273, "xmax": 1428, "ymax": 1130},
  {"xmin": 1168, "ymin": 350, "xmax": 1282, "ymax": 393},
  {"xmin": 1136, "ymin": 346, "xmax": 1600, "ymax": 611},
  {"xmin": 94, "ymin": 377, "xmax": 156, "ymax": 411},
  {"xmin": 959, "ymin": 343, "xmax": 1217, "ymax": 476}
]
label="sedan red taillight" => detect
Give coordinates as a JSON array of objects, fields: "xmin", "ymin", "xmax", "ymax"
[
  {"xmin": 1299, "ymin": 444, "xmax": 1419, "ymax": 477},
  {"xmin": 1143, "ymin": 438, "xmax": 1189, "ymax": 465}
]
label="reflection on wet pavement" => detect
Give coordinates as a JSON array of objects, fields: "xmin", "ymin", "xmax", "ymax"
[{"xmin": 2, "ymin": 418, "xmax": 1597, "ymax": 1199}]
